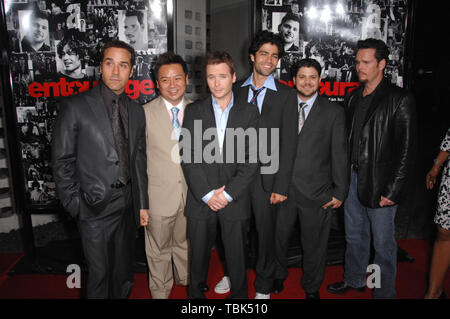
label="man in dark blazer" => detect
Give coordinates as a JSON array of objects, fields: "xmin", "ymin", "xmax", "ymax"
[
  {"xmin": 181, "ymin": 52, "xmax": 259, "ymax": 299},
  {"xmin": 52, "ymin": 40, "xmax": 149, "ymax": 299},
  {"xmin": 273, "ymin": 58, "xmax": 348, "ymax": 299},
  {"xmin": 212, "ymin": 30, "xmax": 298, "ymax": 299}
]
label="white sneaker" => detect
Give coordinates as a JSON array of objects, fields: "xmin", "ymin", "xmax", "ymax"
[
  {"xmin": 254, "ymin": 292, "xmax": 270, "ymax": 299},
  {"xmin": 214, "ymin": 276, "xmax": 231, "ymax": 294}
]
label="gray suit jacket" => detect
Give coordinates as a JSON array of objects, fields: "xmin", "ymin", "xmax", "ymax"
[
  {"xmin": 291, "ymin": 95, "xmax": 349, "ymax": 207},
  {"xmin": 52, "ymin": 83, "xmax": 149, "ymax": 226}
]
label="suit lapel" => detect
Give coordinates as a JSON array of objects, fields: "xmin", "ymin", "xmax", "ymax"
[
  {"xmin": 234, "ymin": 83, "xmax": 249, "ymax": 106},
  {"xmin": 154, "ymin": 97, "xmax": 176, "ymax": 141},
  {"xmin": 299, "ymin": 96, "xmax": 322, "ymax": 137},
  {"xmin": 260, "ymin": 80, "xmax": 284, "ymax": 116},
  {"xmin": 84, "ymin": 85, "xmax": 116, "ymax": 150},
  {"xmin": 127, "ymin": 99, "xmax": 139, "ymax": 156}
]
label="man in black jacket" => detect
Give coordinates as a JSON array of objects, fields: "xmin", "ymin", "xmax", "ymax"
[
  {"xmin": 52, "ymin": 40, "xmax": 149, "ymax": 298},
  {"xmin": 181, "ymin": 51, "xmax": 259, "ymax": 299},
  {"xmin": 327, "ymin": 38, "xmax": 417, "ymax": 299}
]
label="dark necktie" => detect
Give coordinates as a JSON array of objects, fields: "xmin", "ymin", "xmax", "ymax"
[
  {"xmin": 298, "ymin": 102, "xmax": 308, "ymax": 134},
  {"xmin": 112, "ymin": 99, "xmax": 129, "ymax": 184},
  {"xmin": 250, "ymin": 86, "xmax": 265, "ymax": 105}
]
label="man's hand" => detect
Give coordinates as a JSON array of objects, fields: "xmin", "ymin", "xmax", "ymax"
[
  {"xmin": 208, "ymin": 186, "xmax": 228, "ymax": 211},
  {"xmin": 270, "ymin": 192, "xmax": 287, "ymax": 205},
  {"xmin": 379, "ymin": 196, "xmax": 395, "ymax": 207},
  {"xmin": 322, "ymin": 197, "xmax": 342, "ymax": 209},
  {"xmin": 140, "ymin": 209, "xmax": 150, "ymax": 226}
]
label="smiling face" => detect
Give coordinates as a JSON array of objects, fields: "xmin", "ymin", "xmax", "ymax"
[
  {"xmin": 124, "ymin": 15, "xmax": 144, "ymax": 48},
  {"xmin": 157, "ymin": 63, "xmax": 188, "ymax": 106},
  {"xmin": 250, "ymin": 42, "xmax": 279, "ymax": 78},
  {"xmin": 206, "ymin": 62, "xmax": 236, "ymax": 102},
  {"xmin": 100, "ymin": 47, "xmax": 133, "ymax": 94},
  {"xmin": 27, "ymin": 17, "xmax": 49, "ymax": 45},
  {"xmin": 294, "ymin": 66, "xmax": 321, "ymax": 100},
  {"xmin": 279, "ymin": 19, "xmax": 299, "ymax": 45}
]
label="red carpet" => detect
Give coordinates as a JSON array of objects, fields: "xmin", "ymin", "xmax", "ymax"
[{"xmin": 0, "ymin": 239, "xmax": 448, "ymax": 299}]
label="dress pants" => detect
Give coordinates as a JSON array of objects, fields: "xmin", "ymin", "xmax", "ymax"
[
  {"xmin": 187, "ymin": 212, "xmax": 248, "ymax": 299},
  {"xmin": 78, "ymin": 186, "xmax": 136, "ymax": 299},
  {"xmin": 144, "ymin": 197, "xmax": 189, "ymax": 299},
  {"xmin": 250, "ymin": 177, "xmax": 277, "ymax": 294},
  {"xmin": 275, "ymin": 194, "xmax": 332, "ymax": 293}
]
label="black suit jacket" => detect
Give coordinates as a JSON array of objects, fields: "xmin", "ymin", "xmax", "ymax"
[
  {"xmin": 52, "ymin": 83, "xmax": 148, "ymax": 226},
  {"xmin": 233, "ymin": 79, "xmax": 298, "ymax": 196},
  {"xmin": 180, "ymin": 95, "xmax": 259, "ymax": 221},
  {"xmin": 291, "ymin": 95, "xmax": 349, "ymax": 208}
]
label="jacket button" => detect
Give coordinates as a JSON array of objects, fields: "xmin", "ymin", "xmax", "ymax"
[{"xmin": 115, "ymin": 161, "xmax": 119, "ymax": 165}]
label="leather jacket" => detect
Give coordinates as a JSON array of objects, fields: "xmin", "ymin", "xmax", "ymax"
[{"xmin": 345, "ymin": 79, "xmax": 417, "ymax": 208}]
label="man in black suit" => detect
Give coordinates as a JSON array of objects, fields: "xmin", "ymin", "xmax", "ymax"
[
  {"xmin": 52, "ymin": 40, "xmax": 149, "ymax": 299},
  {"xmin": 213, "ymin": 31, "xmax": 298, "ymax": 299},
  {"xmin": 181, "ymin": 51, "xmax": 259, "ymax": 299},
  {"xmin": 273, "ymin": 58, "xmax": 348, "ymax": 299}
]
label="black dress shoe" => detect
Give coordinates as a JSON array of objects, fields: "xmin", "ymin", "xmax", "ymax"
[
  {"xmin": 305, "ymin": 291, "xmax": 320, "ymax": 299},
  {"xmin": 271, "ymin": 279, "xmax": 284, "ymax": 294},
  {"xmin": 327, "ymin": 281, "xmax": 365, "ymax": 294}
]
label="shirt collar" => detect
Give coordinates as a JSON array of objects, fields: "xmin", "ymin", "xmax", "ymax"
[
  {"xmin": 242, "ymin": 73, "xmax": 277, "ymax": 91},
  {"xmin": 298, "ymin": 92, "xmax": 318, "ymax": 108},
  {"xmin": 212, "ymin": 93, "xmax": 234, "ymax": 111},
  {"xmin": 161, "ymin": 96, "xmax": 185, "ymax": 112}
]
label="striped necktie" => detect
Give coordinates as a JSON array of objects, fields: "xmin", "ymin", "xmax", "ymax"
[
  {"xmin": 298, "ymin": 102, "xmax": 308, "ymax": 134},
  {"xmin": 250, "ymin": 86, "xmax": 265, "ymax": 105},
  {"xmin": 171, "ymin": 107, "xmax": 181, "ymax": 140}
]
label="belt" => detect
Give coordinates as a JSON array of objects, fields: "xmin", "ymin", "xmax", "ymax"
[{"xmin": 111, "ymin": 180, "xmax": 131, "ymax": 188}]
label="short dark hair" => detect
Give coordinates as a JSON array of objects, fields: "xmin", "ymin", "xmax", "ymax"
[
  {"xmin": 125, "ymin": 10, "xmax": 144, "ymax": 26},
  {"xmin": 101, "ymin": 40, "xmax": 136, "ymax": 66},
  {"xmin": 357, "ymin": 38, "xmax": 389, "ymax": 64},
  {"xmin": 278, "ymin": 13, "xmax": 301, "ymax": 28},
  {"xmin": 154, "ymin": 52, "xmax": 188, "ymax": 78},
  {"xmin": 290, "ymin": 58, "xmax": 322, "ymax": 79},
  {"xmin": 248, "ymin": 30, "xmax": 284, "ymax": 60},
  {"xmin": 204, "ymin": 51, "xmax": 235, "ymax": 75},
  {"xmin": 57, "ymin": 31, "xmax": 86, "ymax": 60}
]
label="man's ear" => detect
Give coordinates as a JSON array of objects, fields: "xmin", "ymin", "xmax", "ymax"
[
  {"xmin": 129, "ymin": 66, "xmax": 134, "ymax": 78},
  {"xmin": 378, "ymin": 58, "xmax": 387, "ymax": 71}
]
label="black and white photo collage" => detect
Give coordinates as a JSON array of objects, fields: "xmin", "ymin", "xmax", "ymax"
[
  {"xmin": 262, "ymin": 0, "xmax": 409, "ymax": 89},
  {"xmin": 6, "ymin": 0, "xmax": 168, "ymax": 207}
]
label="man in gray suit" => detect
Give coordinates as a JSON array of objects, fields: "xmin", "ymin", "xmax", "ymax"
[
  {"xmin": 52, "ymin": 40, "xmax": 149, "ymax": 299},
  {"xmin": 273, "ymin": 58, "xmax": 348, "ymax": 299}
]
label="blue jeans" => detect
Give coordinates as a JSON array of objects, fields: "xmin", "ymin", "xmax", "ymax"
[{"xmin": 343, "ymin": 170, "xmax": 398, "ymax": 299}]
